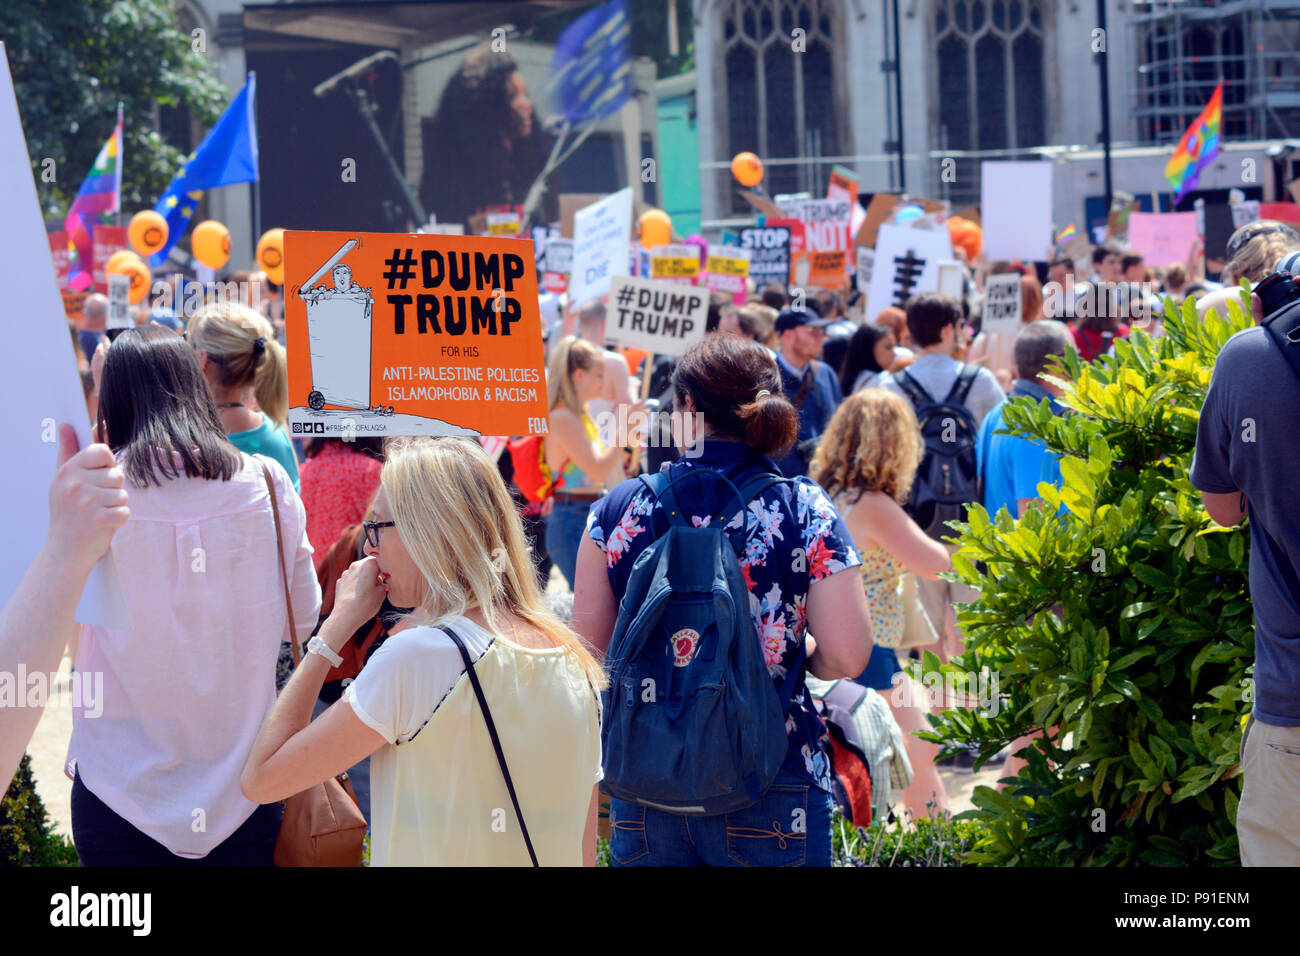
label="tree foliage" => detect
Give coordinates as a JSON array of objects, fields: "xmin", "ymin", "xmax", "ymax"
[
  {"xmin": 1, "ymin": 0, "xmax": 228, "ymax": 218},
  {"xmin": 924, "ymin": 292, "xmax": 1255, "ymax": 866}
]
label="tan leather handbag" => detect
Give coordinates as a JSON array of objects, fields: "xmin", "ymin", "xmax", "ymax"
[{"xmin": 259, "ymin": 460, "xmax": 367, "ymax": 867}]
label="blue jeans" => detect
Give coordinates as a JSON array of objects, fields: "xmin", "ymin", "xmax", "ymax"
[
  {"xmin": 546, "ymin": 499, "xmax": 593, "ymax": 589},
  {"xmin": 608, "ymin": 769, "xmax": 834, "ymax": 866}
]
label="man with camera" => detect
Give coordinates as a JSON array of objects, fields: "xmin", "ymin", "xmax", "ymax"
[{"xmin": 1192, "ymin": 258, "xmax": 1300, "ymax": 866}]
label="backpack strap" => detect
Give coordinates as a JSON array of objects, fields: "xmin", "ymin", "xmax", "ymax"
[
  {"xmin": 895, "ymin": 370, "xmax": 933, "ymax": 407},
  {"xmin": 791, "ymin": 363, "xmax": 816, "ymax": 409},
  {"xmin": 639, "ymin": 470, "xmax": 688, "ymax": 529},
  {"xmin": 443, "ymin": 626, "xmax": 539, "ymax": 867},
  {"xmin": 1261, "ymin": 306, "xmax": 1300, "ymax": 384},
  {"xmin": 945, "ymin": 363, "xmax": 980, "ymax": 406},
  {"xmin": 712, "ymin": 473, "xmax": 791, "ymax": 554}
]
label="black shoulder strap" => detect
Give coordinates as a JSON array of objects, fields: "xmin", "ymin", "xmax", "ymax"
[
  {"xmin": 791, "ymin": 362, "xmax": 816, "ymax": 409},
  {"xmin": 1262, "ymin": 311, "xmax": 1300, "ymax": 384},
  {"xmin": 945, "ymin": 363, "xmax": 980, "ymax": 406},
  {"xmin": 896, "ymin": 370, "xmax": 933, "ymax": 407},
  {"xmin": 443, "ymin": 626, "xmax": 539, "ymax": 867}
]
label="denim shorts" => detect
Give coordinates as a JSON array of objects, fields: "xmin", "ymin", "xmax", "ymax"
[
  {"xmin": 854, "ymin": 644, "xmax": 903, "ymax": 691},
  {"xmin": 545, "ymin": 499, "xmax": 594, "ymax": 589},
  {"xmin": 608, "ymin": 768, "xmax": 834, "ymax": 867}
]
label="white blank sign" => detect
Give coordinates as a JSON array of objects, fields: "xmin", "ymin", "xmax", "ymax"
[
  {"xmin": 981, "ymin": 161, "xmax": 1054, "ymax": 262},
  {"xmin": 0, "ymin": 43, "xmax": 126, "ymax": 626}
]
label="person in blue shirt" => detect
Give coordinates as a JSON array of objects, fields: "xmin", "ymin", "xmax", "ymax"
[
  {"xmin": 773, "ymin": 306, "xmax": 842, "ymax": 477},
  {"xmin": 1191, "ymin": 274, "xmax": 1300, "ymax": 865},
  {"xmin": 976, "ymin": 321, "xmax": 1072, "ymax": 521}
]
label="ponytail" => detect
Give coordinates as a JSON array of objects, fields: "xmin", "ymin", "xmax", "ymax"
[
  {"xmin": 673, "ymin": 334, "xmax": 799, "ymax": 458},
  {"xmin": 254, "ymin": 336, "xmax": 289, "ymax": 428},
  {"xmin": 736, "ymin": 393, "xmax": 799, "ymax": 458},
  {"xmin": 188, "ymin": 302, "xmax": 287, "ymax": 425}
]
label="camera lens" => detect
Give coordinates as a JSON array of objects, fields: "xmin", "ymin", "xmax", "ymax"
[{"xmin": 1256, "ymin": 272, "xmax": 1300, "ymax": 320}]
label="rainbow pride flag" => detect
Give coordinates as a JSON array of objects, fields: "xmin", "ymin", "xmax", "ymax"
[
  {"xmin": 1165, "ymin": 81, "xmax": 1222, "ymax": 204},
  {"xmin": 1056, "ymin": 223, "xmax": 1077, "ymax": 246},
  {"xmin": 64, "ymin": 104, "xmax": 123, "ymax": 291}
]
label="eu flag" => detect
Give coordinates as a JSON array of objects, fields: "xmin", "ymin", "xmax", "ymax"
[
  {"xmin": 550, "ymin": 0, "xmax": 632, "ymax": 126},
  {"xmin": 150, "ymin": 74, "xmax": 259, "ymax": 267}
]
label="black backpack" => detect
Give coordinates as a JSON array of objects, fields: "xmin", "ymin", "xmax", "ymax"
[{"xmin": 895, "ymin": 365, "xmax": 981, "ymax": 541}]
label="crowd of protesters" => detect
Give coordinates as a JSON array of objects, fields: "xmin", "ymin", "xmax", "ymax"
[{"xmin": 5, "ymin": 215, "xmax": 1300, "ymax": 867}]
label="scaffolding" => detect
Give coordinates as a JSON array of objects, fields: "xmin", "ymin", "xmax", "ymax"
[{"xmin": 1131, "ymin": 0, "xmax": 1300, "ymax": 144}]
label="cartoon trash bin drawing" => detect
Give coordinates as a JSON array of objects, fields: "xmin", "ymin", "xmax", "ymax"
[{"xmin": 296, "ymin": 237, "xmax": 390, "ymax": 414}]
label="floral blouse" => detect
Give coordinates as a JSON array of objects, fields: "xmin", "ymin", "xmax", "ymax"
[{"xmin": 585, "ymin": 440, "xmax": 861, "ymax": 791}]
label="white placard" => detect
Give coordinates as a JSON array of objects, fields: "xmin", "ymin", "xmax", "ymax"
[
  {"xmin": 983, "ymin": 273, "xmax": 1023, "ymax": 337},
  {"xmin": 935, "ymin": 259, "xmax": 964, "ymax": 300},
  {"xmin": 107, "ymin": 273, "xmax": 131, "ymax": 329},
  {"xmin": 1230, "ymin": 200, "xmax": 1261, "ymax": 230},
  {"xmin": 0, "ymin": 43, "xmax": 126, "ymax": 627},
  {"xmin": 856, "ymin": 247, "xmax": 874, "ymax": 294},
  {"xmin": 866, "ymin": 223, "xmax": 956, "ymax": 317},
  {"xmin": 606, "ymin": 277, "xmax": 709, "ymax": 356},
  {"xmin": 569, "ymin": 187, "xmax": 633, "ymax": 307},
  {"xmin": 981, "ymin": 161, "xmax": 1054, "ymax": 261},
  {"xmin": 544, "ymin": 238, "xmax": 573, "ymax": 276}
]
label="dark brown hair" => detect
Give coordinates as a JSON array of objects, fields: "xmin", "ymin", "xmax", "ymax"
[
  {"xmin": 905, "ymin": 292, "xmax": 961, "ymax": 347},
  {"xmin": 673, "ymin": 335, "xmax": 798, "ymax": 458},
  {"xmin": 760, "ymin": 282, "xmax": 789, "ymax": 310},
  {"xmin": 99, "ymin": 325, "xmax": 241, "ymax": 488}
]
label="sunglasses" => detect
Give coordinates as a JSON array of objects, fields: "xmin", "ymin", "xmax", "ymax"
[{"xmin": 363, "ymin": 520, "xmax": 395, "ymax": 548}]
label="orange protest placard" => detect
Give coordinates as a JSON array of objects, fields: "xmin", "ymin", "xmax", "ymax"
[{"xmin": 285, "ymin": 231, "xmax": 550, "ymax": 439}]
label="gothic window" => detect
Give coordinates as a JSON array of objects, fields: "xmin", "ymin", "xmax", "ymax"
[
  {"xmin": 720, "ymin": 0, "xmax": 843, "ymax": 209},
  {"xmin": 934, "ymin": 0, "xmax": 1047, "ymax": 152}
]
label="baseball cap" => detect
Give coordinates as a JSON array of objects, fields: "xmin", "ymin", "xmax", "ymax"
[
  {"xmin": 149, "ymin": 307, "xmax": 183, "ymax": 333},
  {"xmin": 774, "ymin": 306, "xmax": 829, "ymax": 334}
]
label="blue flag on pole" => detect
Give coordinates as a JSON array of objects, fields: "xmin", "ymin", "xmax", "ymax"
[
  {"xmin": 150, "ymin": 74, "xmax": 259, "ymax": 267},
  {"xmin": 550, "ymin": 0, "xmax": 632, "ymax": 126}
]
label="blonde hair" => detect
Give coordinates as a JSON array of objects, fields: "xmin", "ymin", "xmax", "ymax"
[
  {"xmin": 812, "ymin": 389, "xmax": 923, "ymax": 505},
  {"xmin": 546, "ymin": 335, "xmax": 602, "ymax": 413},
  {"xmin": 1226, "ymin": 230, "xmax": 1300, "ymax": 284},
  {"xmin": 381, "ymin": 436, "xmax": 607, "ymax": 690},
  {"xmin": 187, "ymin": 302, "xmax": 288, "ymax": 426}
]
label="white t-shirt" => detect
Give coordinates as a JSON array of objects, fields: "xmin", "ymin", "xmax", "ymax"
[
  {"xmin": 875, "ymin": 352, "xmax": 1005, "ymax": 427},
  {"xmin": 344, "ymin": 616, "xmax": 601, "ymax": 866}
]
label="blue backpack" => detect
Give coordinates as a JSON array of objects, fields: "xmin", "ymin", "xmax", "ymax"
[{"xmin": 601, "ymin": 468, "xmax": 799, "ymax": 815}]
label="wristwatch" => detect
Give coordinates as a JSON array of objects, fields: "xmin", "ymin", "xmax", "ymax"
[{"xmin": 307, "ymin": 636, "xmax": 343, "ymax": 667}]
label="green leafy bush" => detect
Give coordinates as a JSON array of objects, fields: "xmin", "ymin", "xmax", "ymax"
[
  {"xmin": 2, "ymin": 755, "xmax": 79, "ymax": 867},
  {"xmin": 831, "ymin": 809, "xmax": 982, "ymax": 867},
  {"xmin": 921, "ymin": 294, "xmax": 1255, "ymax": 866}
]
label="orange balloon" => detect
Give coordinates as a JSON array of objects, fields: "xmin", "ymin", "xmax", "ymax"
[
  {"xmin": 128, "ymin": 210, "xmax": 169, "ymax": 257},
  {"xmin": 639, "ymin": 209, "xmax": 672, "ymax": 249},
  {"xmin": 105, "ymin": 249, "xmax": 142, "ymax": 276},
  {"xmin": 947, "ymin": 216, "xmax": 983, "ymax": 261},
  {"xmin": 192, "ymin": 219, "xmax": 231, "ymax": 270},
  {"xmin": 111, "ymin": 257, "xmax": 152, "ymax": 304},
  {"xmin": 256, "ymin": 228, "xmax": 285, "ymax": 285},
  {"xmin": 731, "ymin": 152, "xmax": 764, "ymax": 188}
]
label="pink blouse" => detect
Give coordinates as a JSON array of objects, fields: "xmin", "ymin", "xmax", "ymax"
[{"xmin": 69, "ymin": 453, "xmax": 321, "ymax": 858}]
